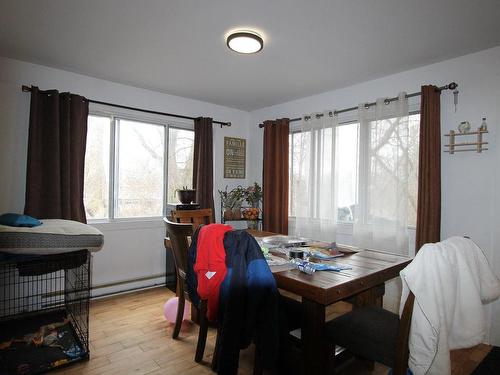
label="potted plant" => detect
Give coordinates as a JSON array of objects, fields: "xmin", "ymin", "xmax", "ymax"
[
  {"xmin": 230, "ymin": 186, "xmax": 246, "ymax": 219},
  {"xmin": 176, "ymin": 186, "xmax": 196, "ymax": 204},
  {"xmin": 218, "ymin": 186, "xmax": 246, "ymax": 220},
  {"xmin": 244, "ymin": 182, "xmax": 263, "ymax": 208},
  {"xmin": 219, "ymin": 186, "xmax": 234, "ymax": 220},
  {"xmin": 242, "ymin": 182, "xmax": 262, "ymax": 229}
]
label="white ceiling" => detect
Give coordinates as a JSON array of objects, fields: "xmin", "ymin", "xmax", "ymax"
[{"xmin": 1, "ymin": 0, "xmax": 499, "ymax": 111}]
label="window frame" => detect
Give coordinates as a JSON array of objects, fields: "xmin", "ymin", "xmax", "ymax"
[
  {"xmin": 288, "ymin": 116, "xmax": 360, "ymax": 222},
  {"xmin": 87, "ymin": 105, "xmax": 194, "ymax": 223}
]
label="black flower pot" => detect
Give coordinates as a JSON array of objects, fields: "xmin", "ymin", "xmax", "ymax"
[{"xmin": 177, "ymin": 189, "xmax": 196, "ymax": 204}]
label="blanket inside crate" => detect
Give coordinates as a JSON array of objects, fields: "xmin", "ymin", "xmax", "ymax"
[{"xmin": 0, "ymin": 311, "xmax": 87, "ymax": 375}]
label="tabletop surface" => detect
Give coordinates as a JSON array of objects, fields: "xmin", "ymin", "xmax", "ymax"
[{"xmin": 248, "ymin": 229, "xmax": 411, "ymax": 305}]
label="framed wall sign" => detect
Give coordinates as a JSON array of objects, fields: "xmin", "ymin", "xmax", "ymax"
[{"xmin": 224, "ymin": 137, "xmax": 246, "ymax": 179}]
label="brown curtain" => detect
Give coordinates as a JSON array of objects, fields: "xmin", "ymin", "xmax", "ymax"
[
  {"xmin": 262, "ymin": 118, "xmax": 289, "ymax": 234},
  {"xmin": 24, "ymin": 86, "xmax": 89, "ymax": 223},
  {"xmin": 415, "ymin": 85, "xmax": 441, "ymax": 252},
  {"xmin": 193, "ymin": 117, "xmax": 215, "ymax": 220}
]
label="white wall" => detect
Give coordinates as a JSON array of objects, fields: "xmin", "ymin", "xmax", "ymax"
[
  {"xmin": 0, "ymin": 56, "xmax": 251, "ymax": 296},
  {"xmin": 250, "ymin": 46, "xmax": 500, "ymax": 344}
]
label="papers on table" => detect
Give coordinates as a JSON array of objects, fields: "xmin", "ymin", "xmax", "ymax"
[
  {"xmin": 261, "ymin": 235, "xmax": 307, "ymax": 247},
  {"xmin": 257, "ymin": 235, "xmax": 360, "ymax": 267}
]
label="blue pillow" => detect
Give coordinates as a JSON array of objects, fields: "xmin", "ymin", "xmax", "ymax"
[{"xmin": 0, "ymin": 213, "xmax": 42, "ymax": 227}]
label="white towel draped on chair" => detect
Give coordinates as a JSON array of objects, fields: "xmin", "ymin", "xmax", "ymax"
[{"xmin": 400, "ymin": 236, "xmax": 500, "ymax": 375}]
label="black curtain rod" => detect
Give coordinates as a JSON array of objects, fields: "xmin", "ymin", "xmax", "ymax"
[
  {"xmin": 21, "ymin": 85, "xmax": 231, "ymax": 127},
  {"xmin": 259, "ymin": 82, "xmax": 457, "ymax": 128}
]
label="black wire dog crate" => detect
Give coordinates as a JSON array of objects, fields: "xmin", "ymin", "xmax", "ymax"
[{"xmin": 0, "ymin": 250, "xmax": 91, "ymax": 374}]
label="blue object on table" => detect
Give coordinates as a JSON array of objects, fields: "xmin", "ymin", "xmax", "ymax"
[
  {"xmin": 290, "ymin": 258, "xmax": 351, "ymax": 273},
  {"xmin": 310, "ymin": 250, "xmax": 344, "ymax": 260},
  {"xmin": 290, "ymin": 258, "xmax": 316, "ymax": 274},
  {"xmin": 308, "ymin": 262, "xmax": 351, "ymax": 272},
  {"xmin": 0, "ymin": 213, "xmax": 42, "ymax": 227}
]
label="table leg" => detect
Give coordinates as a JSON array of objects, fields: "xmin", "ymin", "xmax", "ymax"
[{"xmin": 301, "ymin": 298, "xmax": 331, "ymax": 375}]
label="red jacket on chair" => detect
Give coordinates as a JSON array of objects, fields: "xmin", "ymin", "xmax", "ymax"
[{"xmin": 193, "ymin": 223, "xmax": 233, "ymax": 322}]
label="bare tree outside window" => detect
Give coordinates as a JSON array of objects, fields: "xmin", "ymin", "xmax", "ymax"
[
  {"xmin": 289, "ymin": 114, "xmax": 419, "ymax": 226},
  {"xmin": 115, "ymin": 119, "xmax": 164, "ymax": 218},
  {"xmin": 289, "ymin": 131, "xmax": 310, "ymax": 217}
]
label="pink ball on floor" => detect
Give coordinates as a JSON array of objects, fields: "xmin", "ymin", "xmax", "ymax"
[{"xmin": 163, "ymin": 297, "xmax": 190, "ymax": 323}]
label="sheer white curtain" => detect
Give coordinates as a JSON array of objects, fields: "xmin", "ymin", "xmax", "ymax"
[
  {"xmin": 291, "ymin": 111, "xmax": 338, "ymax": 241},
  {"xmin": 353, "ymin": 93, "xmax": 410, "ymax": 255}
]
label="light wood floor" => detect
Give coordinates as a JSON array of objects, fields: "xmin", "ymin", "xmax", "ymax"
[{"xmin": 52, "ymin": 287, "xmax": 492, "ymax": 375}]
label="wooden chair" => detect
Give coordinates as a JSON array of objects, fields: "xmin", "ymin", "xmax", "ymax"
[
  {"xmin": 163, "ymin": 218, "xmax": 209, "ymax": 363},
  {"xmin": 171, "ymin": 208, "xmax": 213, "ymax": 229},
  {"xmin": 165, "ymin": 209, "xmax": 213, "ymax": 288},
  {"xmin": 325, "ymin": 291, "xmax": 415, "ymax": 374}
]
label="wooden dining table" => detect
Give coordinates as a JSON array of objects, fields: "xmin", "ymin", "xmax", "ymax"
[{"xmin": 248, "ymin": 229, "xmax": 412, "ymax": 375}]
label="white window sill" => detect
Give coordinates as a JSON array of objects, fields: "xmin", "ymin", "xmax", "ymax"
[
  {"xmin": 89, "ymin": 217, "xmax": 165, "ymax": 231},
  {"xmin": 288, "ymin": 217, "xmax": 416, "ymax": 233}
]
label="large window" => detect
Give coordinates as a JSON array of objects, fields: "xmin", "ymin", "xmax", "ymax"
[
  {"xmin": 289, "ymin": 113, "xmax": 419, "ymax": 226},
  {"xmin": 84, "ymin": 113, "xmax": 194, "ymax": 221}
]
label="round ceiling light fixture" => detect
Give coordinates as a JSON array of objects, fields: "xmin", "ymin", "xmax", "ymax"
[{"xmin": 226, "ymin": 31, "xmax": 263, "ymax": 54}]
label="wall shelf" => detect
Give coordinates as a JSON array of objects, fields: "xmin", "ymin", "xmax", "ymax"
[{"xmin": 444, "ymin": 128, "xmax": 488, "ymax": 154}]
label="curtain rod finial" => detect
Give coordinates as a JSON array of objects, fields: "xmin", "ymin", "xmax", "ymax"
[{"xmin": 448, "ymin": 82, "xmax": 458, "ymax": 90}]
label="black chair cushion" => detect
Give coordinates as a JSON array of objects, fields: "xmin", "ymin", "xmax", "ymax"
[{"xmin": 325, "ymin": 306, "xmax": 400, "ymax": 367}]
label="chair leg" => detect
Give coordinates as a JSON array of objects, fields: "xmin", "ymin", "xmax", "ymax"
[
  {"xmin": 195, "ymin": 303, "xmax": 208, "ymax": 363},
  {"xmin": 172, "ymin": 295, "xmax": 185, "ymax": 339},
  {"xmin": 327, "ymin": 343, "xmax": 336, "ymax": 375},
  {"xmin": 211, "ymin": 329, "xmax": 220, "ymax": 372},
  {"xmin": 253, "ymin": 344, "xmax": 263, "ymax": 375}
]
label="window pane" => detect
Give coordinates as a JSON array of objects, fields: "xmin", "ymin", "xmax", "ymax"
[
  {"xmin": 289, "ymin": 133, "xmax": 293, "ymax": 216},
  {"xmin": 116, "ymin": 119, "xmax": 164, "ymax": 218},
  {"xmin": 84, "ymin": 115, "xmax": 110, "ymax": 220},
  {"xmin": 335, "ymin": 123, "xmax": 359, "ymax": 222},
  {"xmin": 289, "ymin": 131, "xmax": 311, "ymax": 217},
  {"xmin": 366, "ymin": 113, "xmax": 418, "ymax": 226},
  {"xmin": 408, "ymin": 114, "xmax": 420, "ymax": 226},
  {"xmin": 167, "ymin": 128, "xmax": 194, "ymax": 202}
]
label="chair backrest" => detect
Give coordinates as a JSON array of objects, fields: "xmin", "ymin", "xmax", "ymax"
[
  {"xmin": 393, "ymin": 291, "xmax": 415, "ymax": 375},
  {"xmin": 163, "ymin": 218, "xmax": 193, "ymax": 290},
  {"xmin": 171, "ymin": 208, "xmax": 213, "ymax": 231}
]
